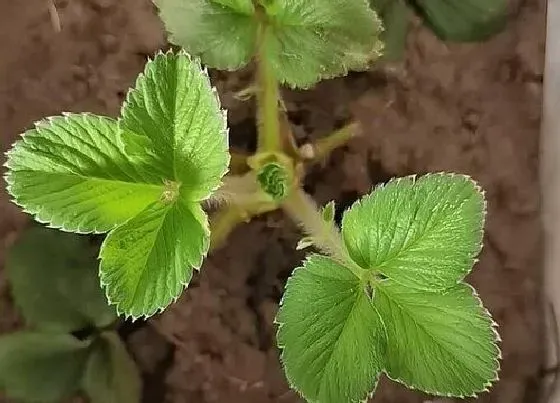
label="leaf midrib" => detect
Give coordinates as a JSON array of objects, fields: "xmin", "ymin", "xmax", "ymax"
[
  {"xmin": 128, "ymin": 204, "xmax": 172, "ymax": 312},
  {"xmin": 14, "ymin": 170, "xmax": 164, "ymax": 193},
  {"xmin": 316, "ymin": 283, "xmax": 364, "ymax": 400}
]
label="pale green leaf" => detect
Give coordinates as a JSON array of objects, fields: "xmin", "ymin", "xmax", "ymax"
[
  {"xmin": 276, "ymin": 255, "xmax": 386, "ymax": 403},
  {"xmin": 153, "ymin": 0, "xmax": 257, "ymax": 71},
  {"xmin": 82, "ymin": 332, "xmax": 141, "ymax": 403},
  {"xmin": 410, "ymin": 0, "xmax": 507, "ymax": 42},
  {"xmin": 375, "ymin": 281, "xmax": 500, "ymax": 396},
  {"xmin": 121, "ymin": 50, "xmax": 229, "ymax": 201},
  {"xmin": 0, "ymin": 332, "xmax": 90, "ymax": 403},
  {"xmin": 261, "ymin": 0, "xmax": 384, "ymax": 88},
  {"xmin": 4, "ymin": 114, "xmax": 163, "ymax": 233},
  {"xmin": 100, "ymin": 200, "xmax": 208, "ymax": 318},
  {"xmin": 342, "ymin": 173, "xmax": 485, "ymax": 290},
  {"xmin": 6, "ymin": 226, "xmax": 116, "ymax": 332}
]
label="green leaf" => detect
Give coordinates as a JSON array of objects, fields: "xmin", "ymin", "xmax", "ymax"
[
  {"xmin": 121, "ymin": 50, "xmax": 229, "ymax": 201},
  {"xmin": 154, "ymin": 0, "xmax": 383, "ymax": 89},
  {"xmin": 82, "ymin": 332, "xmax": 141, "ymax": 403},
  {"xmin": 4, "ymin": 51, "xmax": 230, "ymax": 318},
  {"xmin": 261, "ymin": 0, "xmax": 383, "ymax": 88},
  {"xmin": 256, "ymin": 162, "xmax": 289, "ymax": 201},
  {"xmin": 342, "ymin": 173, "xmax": 485, "ymax": 290},
  {"xmin": 6, "ymin": 227, "xmax": 117, "ymax": 332},
  {"xmin": 0, "ymin": 332, "xmax": 90, "ymax": 403},
  {"xmin": 372, "ymin": 0, "xmax": 410, "ymax": 61},
  {"xmin": 375, "ymin": 281, "xmax": 500, "ymax": 396},
  {"xmin": 276, "ymin": 255, "xmax": 386, "ymax": 403},
  {"xmin": 153, "ymin": 0, "xmax": 257, "ymax": 71},
  {"xmin": 4, "ymin": 114, "xmax": 164, "ymax": 233},
  {"xmin": 100, "ymin": 200, "xmax": 208, "ymax": 318},
  {"xmin": 409, "ymin": 0, "xmax": 508, "ymax": 42}
]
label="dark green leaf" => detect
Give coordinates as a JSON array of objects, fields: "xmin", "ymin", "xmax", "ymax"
[
  {"xmin": 82, "ymin": 332, "xmax": 141, "ymax": 403},
  {"xmin": 6, "ymin": 226, "xmax": 117, "ymax": 332},
  {"xmin": 0, "ymin": 332, "xmax": 90, "ymax": 402},
  {"xmin": 409, "ymin": 0, "xmax": 508, "ymax": 42},
  {"xmin": 372, "ymin": 0, "xmax": 410, "ymax": 61}
]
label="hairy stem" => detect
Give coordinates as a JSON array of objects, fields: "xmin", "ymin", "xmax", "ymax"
[
  {"xmin": 300, "ymin": 123, "xmax": 362, "ymax": 162},
  {"xmin": 256, "ymin": 24, "xmax": 282, "ymax": 153},
  {"xmin": 210, "ymin": 173, "xmax": 269, "ymax": 207},
  {"xmin": 281, "ymin": 189, "xmax": 365, "ymax": 278},
  {"xmin": 210, "ymin": 201, "xmax": 277, "ymax": 251}
]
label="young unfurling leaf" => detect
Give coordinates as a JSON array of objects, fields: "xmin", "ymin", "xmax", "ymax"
[{"xmin": 4, "ymin": 51, "xmax": 229, "ymax": 318}]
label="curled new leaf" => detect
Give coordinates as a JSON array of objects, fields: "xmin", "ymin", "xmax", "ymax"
[{"xmin": 256, "ymin": 162, "xmax": 289, "ymax": 200}]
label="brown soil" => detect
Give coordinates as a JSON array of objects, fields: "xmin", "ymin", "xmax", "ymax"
[{"xmin": 0, "ymin": 1, "xmax": 546, "ymax": 403}]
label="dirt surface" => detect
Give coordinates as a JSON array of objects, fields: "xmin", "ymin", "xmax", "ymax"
[{"xmin": 0, "ymin": 1, "xmax": 546, "ymax": 403}]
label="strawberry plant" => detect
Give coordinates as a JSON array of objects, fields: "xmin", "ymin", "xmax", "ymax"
[
  {"xmin": 3, "ymin": 0, "xmax": 505, "ymax": 402},
  {"xmin": 0, "ymin": 227, "xmax": 140, "ymax": 403}
]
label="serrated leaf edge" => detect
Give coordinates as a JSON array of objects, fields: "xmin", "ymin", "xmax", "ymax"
[
  {"xmin": 119, "ymin": 49, "xmax": 231, "ymax": 203},
  {"xmin": 151, "ymin": 1, "xmax": 254, "ymax": 72},
  {"xmin": 381, "ymin": 282, "xmax": 501, "ymax": 398},
  {"xmin": 3, "ymin": 113, "xmax": 137, "ymax": 235},
  {"xmin": 341, "ymin": 172, "xmax": 488, "ymax": 286},
  {"xmin": 274, "ymin": 254, "xmax": 383, "ymax": 403},
  {"xmin": 98, "ymin": 201, "xmax": 210, "ymax": 321}
]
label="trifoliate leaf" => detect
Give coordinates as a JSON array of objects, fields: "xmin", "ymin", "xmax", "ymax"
[
  {"xmin": 276, "ymin": 255, "xmax": 386, "ymax": 403},
  {"xmin": 409, "ymin": 0, "xmax": 508, "ymax": 42},
  {"xmin": 4, "ymin": 114, "xmax": 163, "ymax": 233},
  {"xmin": 342, "ymin": 173, "xmax": 485, "ymax": 290},
  {"xmin": 375, "ymin": 281, "xmax": 500, "ymax": 396},
  {"xmin": 6, "ymin": 227, "xmax": 117, "ymax": 332},
  {"xmin": 154, "ymin": 0, "xmax": 383, "ymax": 89},
  {"xmin": 5, "ymin": 51, "xmax": 230, "ymax": 318},
  {"xmin": 0, "ymin": 332, "xmax": 90, "ymax": 402},
  {"xmin": 153, "ymin": 0, "xmax": 257, "ymax": 71},
  {"xmin": 82, "ymin": 332, "xmax": 141, "ymax": 403},
  {"xmin": 100, "ymin": 200, "xmax": 208, "ymax": 318},
  {"xmin": 121, "ymin": 51, "xmax": 229, "ymax": 201}
]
